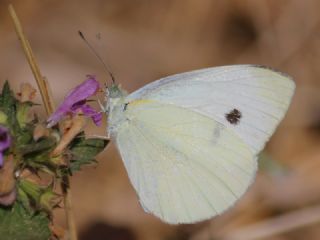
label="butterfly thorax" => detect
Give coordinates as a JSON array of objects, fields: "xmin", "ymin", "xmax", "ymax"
[{"xmin": 106, "ymin": 84, "xmax": 128, "ymax": 137}]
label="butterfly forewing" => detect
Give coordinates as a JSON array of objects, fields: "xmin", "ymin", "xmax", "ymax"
[{"xmin": 127, "ymin": 65, "xmax": 295, "ymax": 153}]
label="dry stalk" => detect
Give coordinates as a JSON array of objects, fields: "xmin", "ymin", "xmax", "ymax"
[
  {"xmin": 219, "ymin": 204, "xmax": 320, "ymax": 240},
  {"xmin": 8, "ymin": 4, "xmax": 77, "ymax": 240}
]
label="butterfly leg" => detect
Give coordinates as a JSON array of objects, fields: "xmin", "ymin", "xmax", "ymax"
[
  {"xmin": 98, "ymin": 99, "xmax": 107, "ymax": 113},
  {"xmin": 87, "ymin": 134, "xmax": 111, "ymax": 140}
]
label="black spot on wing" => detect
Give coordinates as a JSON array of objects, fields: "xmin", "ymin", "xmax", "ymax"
[{"xmin": 226, "ymin": 109, "xmax": 242, "ymax": 125}]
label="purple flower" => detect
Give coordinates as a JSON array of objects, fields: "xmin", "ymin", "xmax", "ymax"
[
  {"xmin": 47, "ymin": 76, "xmax": 102, "ymax": 128},
  {"xmin": 0, "ymin": 125, "xmax": 11, "ymax": 167}
]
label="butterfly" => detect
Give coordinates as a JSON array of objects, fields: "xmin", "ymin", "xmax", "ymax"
[{"xmin": 105, "ymin": 65, "xmax": 295, "ymax": 224}]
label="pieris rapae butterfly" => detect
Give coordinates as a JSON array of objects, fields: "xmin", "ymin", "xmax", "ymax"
[{"xmin": 104, "ymin": 65, "xmax": 295, "ymax": 224}]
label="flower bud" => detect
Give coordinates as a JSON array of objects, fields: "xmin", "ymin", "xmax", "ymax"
[
  {"xmin": 40, "ymin": 189, "xmax": 61, "ymax": 212},
  {"xmin": 0, "ymin": 111, "xmax": 7, "ymax": 124},
  {"xmin": 33, "ymin": 124, "xmax": 50, "ymax": 141},
  {"xmin": 18, "ymin": 83, "xmax": 36, "ymax": 103}
]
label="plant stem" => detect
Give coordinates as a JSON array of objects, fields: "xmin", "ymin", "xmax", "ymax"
[
  {"xmin": 8, "ymin": 4, "xmax": 78, "ymax": 240},
  {"xmin": 8, "ymin": 5, "xmax": 54, "ymax": 115},
  {"xmin": 62, "ymin": 176, "xmax": 78, "ymax": 240}
]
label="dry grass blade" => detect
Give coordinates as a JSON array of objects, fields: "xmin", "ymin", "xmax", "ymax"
[
  {"xmin": 8, "ymin": 4, "xmax": 77, "ymax": 240},
  {"xmin": 8, "ymin": 5, "xmax": 54, "ymax": 115}
]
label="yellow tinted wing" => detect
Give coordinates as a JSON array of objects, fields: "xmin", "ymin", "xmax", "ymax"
[{"xmin": 115, "ymin": 100, "xmax": 257, "ymax": 224}]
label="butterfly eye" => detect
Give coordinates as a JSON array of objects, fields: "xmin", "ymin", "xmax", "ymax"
[{"xmin": 123, "ymin": 103, "xmax": 129, "ymax": 111}]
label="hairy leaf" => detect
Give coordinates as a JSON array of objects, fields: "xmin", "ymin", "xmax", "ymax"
[
  {"xmin": 68, "ymin": 134, "xmax": 108, "ymax": 172},
  {"xmin": 0, "ymin": 202, "xmax": 51, "ymax": 240}
]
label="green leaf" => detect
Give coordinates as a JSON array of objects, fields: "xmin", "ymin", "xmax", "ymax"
[
  {"xmin": 0, "ymin": 110, "xmax": 7, "ymax": 124},
  {"xmin": 17, "ymin": 187, "xmax": 33, "ymax": 214},
  {"xmin": 18, "ymin": 137, "xmax": 57, "ymax": 169},
  {"xmin": 0, "ymin": 203, "xmax": 51, "ymax": 240},
  {"xmin": 0, "ymin": 81, "xmax": 14, "ymax": 107},
  {"xmin": 0, "ymin": 81, "xmax": 19, "ymax": 134},
  {"xmin": 15, "ymin": 127, "xmax": 33, "ymax": 147},
  {"xmin": 39, "ymin": 189, "xmax": 60, "ymax": 213},
  {"xmin": 18, "ymin": 179, "xmax": 42, "ymax": 204},
  {"xmin": 69, "ymin": 135, "xmax": 108, "ymax": 172},
  {"xmin": 20, "ymin": 137, "xmax": 56, "ymax": 156}
]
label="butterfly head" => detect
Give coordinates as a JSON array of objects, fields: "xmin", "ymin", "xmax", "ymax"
[
  {"xmin": 107, "ymin": 84, "xmax": 127, "ymax": 99},
  {"xmin": 105, "ymin": 84, "xmax": 129, "ymax": 137},
  {"xmin": 105, "ymin": 83, "xmax": 128, "ymax": 116}
]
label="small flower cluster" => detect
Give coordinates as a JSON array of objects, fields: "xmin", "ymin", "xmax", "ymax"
[{"xmin": 0, "ymin": 77, "xmax": 108, "ymax": 239}]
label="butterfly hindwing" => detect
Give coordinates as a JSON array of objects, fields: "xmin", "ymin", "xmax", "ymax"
[{"xmin": 116, "ymin": 101, "xmax": 257, "ymax": 223}]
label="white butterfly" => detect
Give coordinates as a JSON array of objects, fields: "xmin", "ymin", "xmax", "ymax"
[{"xmin": 105, "ymin": 65, "xmax": 295, "ymax": 224}]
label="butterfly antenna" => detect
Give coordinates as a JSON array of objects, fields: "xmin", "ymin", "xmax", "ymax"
[{"xmin": 78, "ymin": 31, "xmax": 116, "ymax": 84}]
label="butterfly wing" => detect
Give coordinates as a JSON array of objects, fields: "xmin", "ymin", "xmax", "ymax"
[
  {"xmin": 127, "ymin": 65, "xmax": 295, "ymax": 154},
  {"xmin": 115, "ymin": 101, "xmax": 257, "ymax": 224},
  {"xmin": 113, "ymin": 65, "xmax": 295, "ymax": 223}
]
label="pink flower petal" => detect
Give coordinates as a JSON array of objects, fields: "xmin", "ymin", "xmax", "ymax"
[
  {"xmin": 47, "ymin": 76, "xmax": 100, "ymax": 128},
  {"xmin": 0, "ymin": 126, "xmax": 11, "ymax": 167},
  {"xmin": 80, "ymin": 104, "xmax": 103, "ymax": 126}
]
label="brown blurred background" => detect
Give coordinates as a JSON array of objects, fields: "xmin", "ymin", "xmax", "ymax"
[{"xmin": 1, "ymin": 0, "xmax": 320, "ymax": 239}]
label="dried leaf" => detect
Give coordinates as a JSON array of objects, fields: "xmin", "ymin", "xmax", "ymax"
[
  {"xmin": 51, "ymin": 114, "xmax": 87, "ymax": 156},
  {"xmin": 0, "ymin": 155, "xmax": 16, "ymax": 197},
  {"xmin": 33, "ymin": 124, "xmax": 50, "ymax": 141},
  {"xmin": 0, "ymin": 189, "xmax": 17, "ymax": 206},
  {"xmin": 49, "ymin": 223, "xmax": 65, "ymax": 239}
]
